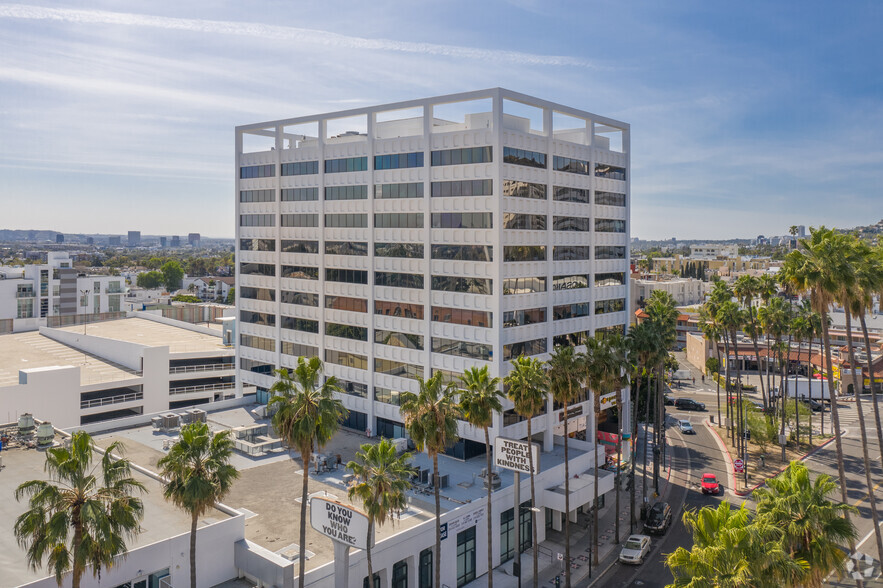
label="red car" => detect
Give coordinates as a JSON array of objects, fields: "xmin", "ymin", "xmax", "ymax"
[{"xmin": 701, "ymin": 473, "xmax": 721, "ymax": 495}]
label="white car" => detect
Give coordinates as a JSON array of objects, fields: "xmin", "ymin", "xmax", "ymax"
[
  {"xmin": 619, "ymin": 534, "xmax": 651, "ymax": 565},
  {"xmin": 678, "ymin": 420, "xmax": 694, "ymax": 434}
]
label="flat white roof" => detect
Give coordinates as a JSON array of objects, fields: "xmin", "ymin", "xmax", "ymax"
[{"xmin": 56, "ymin": 317, "xmax": 228, "ymax": 354}]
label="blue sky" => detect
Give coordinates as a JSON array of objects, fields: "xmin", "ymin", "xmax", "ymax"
[{"xmin": 0, "ymin": 1, "xmax": 880, "ymax": 239}]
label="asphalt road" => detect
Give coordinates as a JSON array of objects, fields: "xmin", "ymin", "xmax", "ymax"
[{"xmin": 586, "ymin": 403, "xmax": 729, "ymax": 588}]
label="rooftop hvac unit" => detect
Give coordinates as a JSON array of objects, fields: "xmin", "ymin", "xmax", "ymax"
[
  {"xmin": 160, "ymin": 413, "xmax": 180, "ymax": 430},
  {"xmin": 151, "ymin": 416, "xmax": 163, "ymax": 430},
  {"xmin": 18, "ymin": 413, "xmax": 35, "ymax": 434},
  {"xmin": 36, "ymin": 423, "xmax": 54, "ymax": 446},
  {"xmin": 184, "ymin": 409, "xmax": 206, "ymax": 424},
  {"xmin": 439, "ymin": 474, "xmax": 450, "ymax": 489},
  {"xmin": 419, "ymin": 469, "xmax": 430, "ymax": 485}
]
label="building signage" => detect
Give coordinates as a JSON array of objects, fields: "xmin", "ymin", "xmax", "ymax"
[
  {"xmin": 439, "ymin": 523, "xmax": 448, "ymax": 541},
  {"xmin": 446, "ymin": 506, "xmax": 485, "ymax": 537},
  {"xmin": 309, "ymin": 497, "xmax": 371, "ymax": 550},
  {"xmin": 494, "ymin": 437, "xmax": 539, "ymax": 475},
  {"xmin": 558, "ymin": 405, "xmax": 584, "ymax": 422},
  {"xmin": 599, "ymin": 392, "xmax": 618, "ymax": 411}
]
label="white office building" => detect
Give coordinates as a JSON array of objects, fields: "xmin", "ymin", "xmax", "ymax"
[{"xmin": 235, "ymin": 88, "xmax": 630, "ymax": 456}]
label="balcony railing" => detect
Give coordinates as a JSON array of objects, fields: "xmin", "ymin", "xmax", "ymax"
[
  {"xmin": 81, "ymin": 391, "xmax": 144, "ymax": 409},
  {"xmin": 107, "ymin": 286, "xmax": 123, "ymax": 294},
  {"xmin": 169, "ymin": 382, "xmax": 236, "ymax": 396},
  {"xmin": 16, "ymin": 291, "xmax": 35, "ymax": 298},
  {"xmin": 169, "ymin": 363, "xmax": 235, "ymax": 375}
]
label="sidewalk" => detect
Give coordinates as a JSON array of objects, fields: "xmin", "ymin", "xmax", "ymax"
[{"xmin": 470, "ymin": 426, "xmax": 675, "ymax": 587}]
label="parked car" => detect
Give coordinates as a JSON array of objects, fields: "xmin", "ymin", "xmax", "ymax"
[
  {"xmin": 619, "ymin": 534, "xmax": 651, "ymax": 564},
  {"xmin": 664, "ymin": 394, "xmax": 675, "ymax": 406},
  {"xmin": 701, "ymin": 473, "xmax": 721, "ymax": 495},
  {"xmin": 675, "ymin": 398, "xmax": 706, "ymax": 411},
  {"xmin": 643, "ymin": 502, "xmax": 672, "ymax": 535},
  {"xmin": 799, "ymin": 397, "xmax": 825, "ymax": 412},
  {"xmin": 678, "ymin": 420, "xmax": 695, "ymax": 434}
]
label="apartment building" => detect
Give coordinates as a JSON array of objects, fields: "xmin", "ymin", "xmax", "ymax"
[
  {"xmin": 0, "ymin": 252, "xmax": 125, "ymax": 333},
  {"xmin": 235, "ymin": 88, "xmax": 630, "ymax": 456}
]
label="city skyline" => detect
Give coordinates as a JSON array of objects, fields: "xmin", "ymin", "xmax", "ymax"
[{"xmin": 1, "ymin": 1, "xmax": 880, "ymax": 239}]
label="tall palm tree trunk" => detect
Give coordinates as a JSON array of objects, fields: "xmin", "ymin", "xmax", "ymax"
[
  {"xmin": 366, "ymin": 518, "xmax": 374, "ymax": 587},
  {"xmin": 562, "ymin": 398, "xmax": 571, "ymax": 588},
  {"xmin": 806, "ymin": 349, "xmax": 813, "ymax": 447},
  {"xmin": 845, "ymin": 313, "xmax": 883, "ymax": 564},
  {"xmin": 433, "ymin": 452, "xmax": 441, "ymax": 588},
  {"xmin": 794, "ymin": 339, "xmax": 802, "ymax": 446},
  {"xmin": 653, "ymin": 363, "xmax": 662, "ymax": 495},
  {"xmin": 593, "ymin": 405, "xmax": 600, "ymax": 567},
  {"xmin": 729, "ymin": 330, "xmax": 746, "ymax": 485},
  {"xmin": 526, "ymin": 419, "xmax": 538, "ymax": 587},
  {"xmin": 630, "ymin": 372, "xmax": 641, "ymax": 534},
  {"xmin": 190, "ymin": 511, "xmax": 199, "ymax": 588},
  {"xmin": 751, "ymin": 322, "xmax": 768, "ymax": 411},
  {"xmin": 484, "ymin": 427, "xmax": 495, "ymax": 588},
  {"xmin": 640, "ymin": 371, "xmax": 652, "ymax": 509},
  {"xmin": 859, "ymin": 313, "xmax": 883, "ymax": 467},
  {"xmin": 72, "ymin": 511, "xmax": 83, "ymax": 588},
  {"xmin": 299, "ymin": 450, "xmax": 311, "ymax": 588},
  {"xmin": 715, "ymin": 341, "xmax": 723, "ymax": 428},
  {"xmin": 821, "ymin": 309, "xmax": 851, "ymax": 518},
  {"xmin": 723, "ymin": 336, "xmax": 733, "ymax": 441},
  {"xmin": 780, "ymin": 343, "xmax": 788, "ymax": 462},
  {"xmin": 615, "ymin": 386, "xmax": 623, "ymax": 545}
]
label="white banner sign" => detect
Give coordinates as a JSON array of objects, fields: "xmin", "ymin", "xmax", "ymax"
[
  {"xmin": 600, "ymin": 391, "xmax": 618, "ymax": 411},
  {"xmin": 447, "ymin": 506, "xmax": 485, "ymax": 536},
  {"xmin": 310, "ymin": 497, "xmax": 371, "ymax": 550},
  {"xmin": 494, "ymin": 437, "xmax": 539, "ymax": 475}
]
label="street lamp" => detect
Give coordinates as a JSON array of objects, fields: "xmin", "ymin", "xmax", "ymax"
[{"xmin": 79, "ymin": 289, "xmax": 90, "ymax": 335}]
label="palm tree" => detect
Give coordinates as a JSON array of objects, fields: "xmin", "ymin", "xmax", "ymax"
[
  {"xmin": 754, "ymin": 460, "xmax": 858, "ymax": 587},
  {"xmin": 606, "ymin": 334, "xmax": 630, "ymax": 545},
  {"xmin": 269, "ymin": 357, "xmax": 347, "ymax": 588},
  {"xmin": 759, "ymin": 297, "xmax": 790, "ymax": 461},
  {"xmin": 504, "ymin": 355, "xmax": 548, "ymax": 586},
  {"xmin": 852, "ymin": 241, "xmax": 883, "ymax": 468},
  {"xmin": 698, "ymin": 305, "xmax": 724, "ymax": 428},
  {"xmin": 780, "ymin": 226, "xmax": 854, "ymax": 511},
  {"xmin": 14, "ymin": 431, "xmax": 145, "ymax": 588},
  {"xmin": 644, "ymin": 290, "xmax": 679, "ymax": 494},
  {"xmin": 458, "ymin": 365, "xmax": 505, "ymax": 588},
  {"xmin": 158, "ymin": 422, "xmax": 239, "ymax": 588},
  {"xmin": 400, "ymin": 372, "xmax": 460, "ymax": 588},
  {"xmin": 346, "ymin": 439, "xmax": 413, "ymax": 586},
  {"xmin": 757, "ymin": 274, "xmax": 780, "ymax": 396},
  {"xmin": 790, "ymin": 309, "xmax": 810, "ymax": 446},
  {"xmin": 734, "ymin": 275, "xmax": 769, "ymax": 411}
]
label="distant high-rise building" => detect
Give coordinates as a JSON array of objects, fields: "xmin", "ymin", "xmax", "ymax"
[
  {"xmin": 108, "ymin": 236, "xmax": 122, "ymax": 246},
  {"xmin": 160, "ymin": 236, "xmax": 167, "ymax": 248},
  {"xmin": 128, "ymin": 231, "xmax": 141, "ymax": 247},
  {"xmin": 188, "ymin": 233, "xmax": 201, "ymax": 247},
  {"xmin": 86, "ymin": 237, "xmax": 94, "ymax": 245},
  {"xmin": 170, "ymin": 236, "xmax": 181, "ymax": 247},
  {"xmin": 56, "ymin": 234, "xmax": 64, "ymax": 244},
  {"xmin": 797, "ymin": 225, "xmax": 806, "ymax": 238}
]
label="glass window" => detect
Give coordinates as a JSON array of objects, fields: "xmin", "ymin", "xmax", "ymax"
[
  {"xmin": 431, "ymin": 276, "xmax": 493, "ymax": 295},
  {"xmin": 375, "ymin": 300, "xmax": 424, "ymax": 319},
  {"xmin": 374, "ymin": 152, "xmax": 424, "ymax": 170},
  {"xmin": 281, "ymin": 240, "xmax": 319, "ymax": 253},
  {"xmin": 432, "ymin": 337, "xmax": 492, "ymax": 361},
  {"xmin": 595, "ymin": 191, "xmax": 626, "ymax": 206},
  {"xmin": 325, "ymin": 157, "xmax": 368, "ymax": 174},
  {"xmin": 431, "ymin": 213, "xmax": 493, "ymax": 229},
  {"xmin": 377, "ymin": 417, "xmax": 409, "ymax": 439},
  {"xmin": 502, "ymin": 276, "xmax": 546, "ymax": 294},
  {"xmin": 595, "ymin": 219, "xmax": 627, "ymax": 233},
  {"xmin": 595, "ymin": 298, "xmax": 626, "ymax": 314},
  {"xmin": 553, "ymin": 274, "xmax": 589, "ymax": 290},
  {"xmin": 240, "ymin": 263, "xmax": 275, "ymax": 276},
  {"xmin": 430, "ymin": 245, "xmax": 492, "ymax": 262},
  {"xmin": 240, "ymin": 238, "xmax": 275, "ymax": 251},
  {"xmin": 325, "ymin": 241, "xmax": 368, "ymax": 256},
  {"xmin": 553, "ymin": 186, "xmax": 590, "ymax": 203},
  {"xmin": 503, "ymin": 147, "xmax": 546, "ymax": 169},
  {"xmin": 240, "ymin": 310, "xmax": 275, "ymax": 326},
  {"xmin": 241, "ymin": 334, "xmax": 276, "ymax": 352},
  {"xmin": 432, "ymin": 307, "xmax": 493, "ymax": 328},
  {"xmin": 336, "ymin": 379, "xmax": 368, "ymax": 398},
  {"xmin": 281, "ymin": 291, "xmax": 319, "ymax": 306},
  {"xmin": 282, "ymin": 187, "xmax": 319, "ymax": 201},
  {"xmin": 325, "ymin": 296, "xmax": 367, "ymax": 312},
  {"xmin": 326, "ymin": 268, "xmax": 368, "ymax": 284},
  {"xmin": 431, "ymin": 147, "xmax": 492, "ymax": 166},
  {"xmin": 341, "ymin": 409, "xmax": 368, "ymax": 431},
  {"xmin": 376, "ymin": 329, "xmax": 424, "ymax": 350},
  {"xmin": 419, "ymin": 548, "xmax": 433, "ymax": 588},
  {"xmin": 240, "ymin": 286, "xmax": 275, "ymax": 302},
  {"xmin": 504, "ymin": 245, "xmax": 546, "ymax": 262},
  {"xmin": 376, "ymin": 182, "xmax": 424, "ymax": 199},
  {"xmin": 594, "ymin": 163, "xmax": 627, "ymax": 180},
  {"xmin": 375, "ymin": 242, "xmax": 424, "ymax": 258},
  {"xmin": 281, "ymin": 316, "xmax": 318, "ymax": 333},
  {"xmin": 552, "ymin": 156, "xmax": 590, "ymax": 175},
  {"xmin": 239, "ymin": 189, "xmax": 274, "ymax": 203},
  {"xmin": 375, "ymin": 359, "xmax": 424, "ymax": 381},
  {"xmin": 553, "ymin": 246, "xmax": 591, "ymax": 261},
  {"xmin": 281, "ymin": 341, "xmax": 317, "ymax": 358},
  {"xmin": 375, "ymin": 213, "xmax": 424, "ymax": 229},
  {"xmin": 325, "ymin": 350, "xmax": 368, "ymax": 370},
  {"xmin": 554, "ymin": 331, "xmax": 588, "ymax": 347},
  {"xmin": 363, "ymin": 575, "xmax": 381, "ymax": 588},
  {"xmin": 595, "ymin": 246, "xmax": 626, "ymax": 260},
  {"xmin": 456, "ymin": 526, "xmax": 476, "ymax": 587},
  {"xmin": 376, "ymin": 272, "xmax": 424, "ymax": 289},
  {"xmin": 392, "ymin": 560, "xmax": 408, "ymax": 588},
  {"xmin": 240, "ymin": 214, "xmax": 274, "ymax": 227},
  {"xmin": 554, "ymin": 302, "xmax": 590, "ymax": 320},
  {"xmin": 281, "ymin": 161, "xmax": 319, "ymax": 176},
  {"xmin": 325, "ymin": 214, "xmax": 367, "ymax": 228},
  {"xmin": 503, "ymin": 180, "xmax": 546, "ymax": 199},
  {"xmin": 503, "ymin": 308, "xmax": 546, "ymax": 327},
  {"xmin": 431, "ymin": 179, "xmax": 493, "ymax": 197},
  {"xmin": 281, "ymin": 214, "xmax": 319, "ymax": 228},
  {"xmin": 374, "ymin": 387, "xmax": 404, "ymax": 406},
  {"xmin": 241, "ymin": 358, "xmax": 274, "ymax": 375},
  {"xmin": 503, "ymin": 213, "xmax": 546, "ymax": 231},
  {"xmin": 281, "ymin": 266, "xmax": 318, "ymax": 280},
  {"xmin": 553, "ymin": 217, "xmax": 591, "ymax": 231},
  {"xmin": 326, "ymin": 323, "xmax": 368, "ymax": 341},
  {"xmin": 503, "ymin": 338, "xmax": 547, "ymax": 360},
  {"xmin": 500, "ymin": 508, "xmax": 515, "ymax": 563},
  {"xmin": 325, "ymin": 185, "xmax": 368, "ymax": 200},
  {"xmin": 595, "ymin": 272, "xmax": 626, "ymax": 287},
  {"xmin": 240, "ymin": 164, "xmax": 275, "ymax": 179}
]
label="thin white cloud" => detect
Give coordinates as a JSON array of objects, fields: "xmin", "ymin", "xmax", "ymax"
[{"xmin": 0, "ymin": 4, "xmax": 598, "ymax": 68}]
